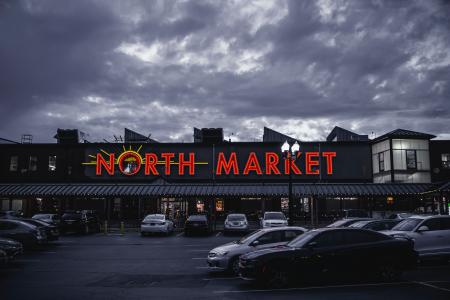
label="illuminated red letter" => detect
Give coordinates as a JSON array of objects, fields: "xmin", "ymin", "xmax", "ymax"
[
  {"xmin": 306, "ymin": 152, "xmax": 320, "ymax": 175},
  {"xmin": 265, "ymin": 152, "xmax": 281, "ymax": 175},
  {"xmin": 284, "ymin": 153, "xmax": 302, "ymax": 175},
  {"xmin": 179, "ymin": 153, "xmax": 195, "ymax": 175},
  {"xmin": 216, "ymin": 152, "xmax": 239, "ymax": 175},
  {"xmin": 161, "ymin": 153, "xmax": 175, "ymax": 175},
  {"xmin": 96, "ymin": 153, "xmax": 114, "ymax": 175},
  {"xmin": 322, "ymin": 152, "xmax": 336, "ymax": 175},
  {"xmin": 145, "ymin": 153, "xmax": 159, "ymax": 175},
  {"xmin": 243, "ymin": 152, "xmax": 263, "ymax": 175}
]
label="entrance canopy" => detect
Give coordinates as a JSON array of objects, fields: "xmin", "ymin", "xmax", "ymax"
[{"xmin": 0, "ymin": 182, "xmax": 434, "ymax": 197}]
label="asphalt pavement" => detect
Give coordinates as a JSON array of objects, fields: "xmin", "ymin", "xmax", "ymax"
[{"xmin": 0, "ymin": 232, "xmax": 449, "ymax": 300}]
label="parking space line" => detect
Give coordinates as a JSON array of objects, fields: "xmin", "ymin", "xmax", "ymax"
[
  {"xmin": 216, "ymin": 232, "xmax": 222, "ymax": 237},
  {"xmin": 188, "ymin": 249, "xmax": 210, "ymax": 252},
  {"xmin": 14, "ymin": 259, "xmax": 42, "ymax": 263},
  {"xmin": 413, "ymin": 281, "xmax": 450, "ymax": 292},
  {"xmin": 42, "ymin": 251, "xmax": 57, "ymax": 254},
  {"xmin": 213, "ymin": 281, "xmax": 414, "ymax": 294},
  {"xmin": 176, "ymin": 232, "xmax": 184, "ymax": 237},
  {"xmin": 203, "ymin": 277, "xmax": 240, "ymax": 281},
  {"xmin": 192, "ymin": 257, "xmax": 205, "ymax": 260},
  {"xmin": 195, "ymin": 266, "xmax": 211, "ymax": 269}
]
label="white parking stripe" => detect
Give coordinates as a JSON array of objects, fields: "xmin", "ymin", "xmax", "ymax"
[
  {"xmin": 413, "ymin": 281, "xmax": 450, "ymax": 292},
  {"xmin": 192, "ymin": 257, "xmax": 205, "ymax": 260},
  {"xmin": 188, "ymin": 249, "xmax": 210, "ymax": 252},
  {"xmin": 216, "ymin": 232, "xmax": 222, "ymax": 237},
  {"xmin": 213, "ymin": 281, "xmax": 414, "ymax": 294},
  {"xmin": 203, "ymin": 277, "xmax": 240, "ymax": 281},
  {"xmin": 176, "ymin": 232, "xmax": 184, "ymax": 237},
  {"xmin": 195, "ymin": 266, "xmax": 211, "ymax": 269}
]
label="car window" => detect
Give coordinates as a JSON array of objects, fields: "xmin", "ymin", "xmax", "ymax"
[
  {"xmin": 343, "ymin": 230, "xmax": 387, "ymax": 244},
  {"xmin": 311, "ymin": 231, "xmax": 345, "ymax": 248},
  {"xmin": 283, "ymin": 230, "xmax": 303, "ymax": 241},
  {"xmin": 256, "ymin": 231, "xmax": 283, "ymax": 245},
  {"xmin": 422, "ymin": 218, "xmax": 441, "ymax": 231},
  {"xmin": 366, "ymin": 222, "xmax": 385, "ymax": 231},
  {"xmin": 392, "ymin": 218, "xmax": 422, "ymax": 231}
]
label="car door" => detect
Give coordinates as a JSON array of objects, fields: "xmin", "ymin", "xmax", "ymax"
[
  {"xmin": 412, "ymin": 218, "xmax": 444, "ymax": 256},
  {"xmin": 440, "ymin": 218, "xmax": 450, "ymax": 254},
  {"xmin": 252, "ymin": 231, "xmax": 284, "ymax": 250}
]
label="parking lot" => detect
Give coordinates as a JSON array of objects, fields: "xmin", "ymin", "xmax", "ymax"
[{"xmin": 0, "ymin": 232, "xmax": 449, "ymax": 300}]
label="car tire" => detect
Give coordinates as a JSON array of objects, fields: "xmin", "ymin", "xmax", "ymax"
[
  {"xmin": 228, "ymin": 257, "xmax": 240, "ymax": 276},
  {"xmin": 378, "ymin": 264, "xmax": 401, "ymax": 282}
]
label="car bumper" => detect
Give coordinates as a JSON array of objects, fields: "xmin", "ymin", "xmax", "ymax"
[
  {"xmin": 262, "ymin": 223, "xmax": 287, "ymax": 228},
  {"xmin": 141, "ymin": 225, "xmax": 169, "ymax": 233},
  {"xmin": 224, "ymin": 226, "xmax": 248, "ymax": 232},
  {"xmin": 207, "ymin": 256, "xmax": 230, "ymax": 270}
]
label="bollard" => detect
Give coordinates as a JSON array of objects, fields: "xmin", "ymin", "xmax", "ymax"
[
  {"xmin": 104, "ymin": 220, "xmax": 108, "ymax": 235},
  {"xmin": 120, "ymin": 221, "xmax": 125, "ymax": 235}
]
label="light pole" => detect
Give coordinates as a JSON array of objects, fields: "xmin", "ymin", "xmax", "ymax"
[{"xmin": 281, "ymin": 140, "xmax": 300, "ymax": 226}]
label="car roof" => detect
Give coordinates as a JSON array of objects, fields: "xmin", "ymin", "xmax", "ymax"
[
  {"xmin": 260, "ymin": 226, "xmax": 307, "ymax": 232},
  {"xmin": 408, "ymin": 214, "xmax": 450, "ymax": 220}
]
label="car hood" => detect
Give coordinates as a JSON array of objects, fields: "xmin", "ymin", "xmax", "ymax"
[
  {"xmin": 211, "ymin": 242, "xmax": 241, "ymax": 253},
  {"xmin": 241, "ymin": 245, "xmax": 293, "ymax": 259},
  {"xmin": 380, "ymin": 230, "xmax": 411, "ymax": 236},
  {"xmin": 0, "ymin": 238, "xmax": 22, "ymax": 247}
]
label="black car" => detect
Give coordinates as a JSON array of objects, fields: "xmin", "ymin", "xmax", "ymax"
[
  {"xmin": 60, "ymin": 210, "xmax": 100, "ymax": 234},
  {"xmin": 349, "ymin": 219, "xmax": 401, "ymax": 231},
  {"xmin": 0, "ymin": 211, "xmax": 22, "ymax": 219},
  {"xmin": 326, "ymin": 218, "xmax": 372, "ymax": 228},
  {"xmin": 32, "ymin": 213, "xmax": 61, "ymax": 226},
  {"xmin": 184, "ymin": 215, "xmax": 211, "ymax": 236},
  {"xmin": 239, "ymin": 228, "xmax": 418, "ymax": 288},
  {"xmin": 21, "ymin": 219, "xmax": 60, "ymax": 241},
  {"xmin": 0, "ymin": 219, "xmax": 47, "ymax": 249},
  {"xmin": 0, "ymin": 237, "xmax": 23, "ymax": 262}
]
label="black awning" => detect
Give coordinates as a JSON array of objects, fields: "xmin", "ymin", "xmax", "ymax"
[{"xmin": 0, "ymin": 182, "xmax": 435, "ymax": 197}]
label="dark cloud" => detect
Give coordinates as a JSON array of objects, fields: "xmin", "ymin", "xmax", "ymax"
[{"xmin": 0, "ymin": 0, "xmax": 449, "ymax": 143}]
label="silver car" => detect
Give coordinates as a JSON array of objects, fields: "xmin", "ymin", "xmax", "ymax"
[
  {"xmin": 260, "ymin": 211, "xmax": 288, "ymax": 228},
  {"xmin": 224, "ymin": 214, "xmax": 248, "ymax": 234},
  {"xmin": 382, "ymin": 215, "xmax": 450, "ymax": 259},
  {"xmin": 207, "ymin": 226, "xmax": 307, "ymax": 275},
  {"xmin": 141, "ymin": 214, "xmax": 174, "ymax": 236}
]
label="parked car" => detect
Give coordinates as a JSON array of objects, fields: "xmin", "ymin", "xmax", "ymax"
[
  {"xmin": 239, "ymin": 228, "xmax": 417, "ymax": 288},
  {"xmin": 21, "ymin": 219, "xmax": 60, "ymax": 241},
  {"xmin": 60, "ymin": 210, "xmax": 100, "ymax": 234},
  {"xmin": 260, "ymin": 212, "xmax": 288, "ymax": 228},
  {"xmin": 185, "ymin": 215, "xmax": 211, "ymax": 236},
  {"xmin": 349, "ymin": 219, "xmax": 401, "ymax": 231},
  {"xmin": 141, "ymin": 214, "xmax": 174, "ymax": 236},
  {"xmin": 224, "ymin": 214, "xmax": 249, "ymax": 234},
  {"xmin": 0, "ymin": 219, "xmax": 47, "ymax": 248},
  {"xmin": 0, "ymin": 211, "xmax": 22, "ymax": 219},
  {"xmin": 341, "ymin": 209, "xmax": 369, "ymax": 218},
  {"xmin": 208, "ymin": 226, "xmax": 307, "ymax": 275},
  {"xmin": 326, "ymin": 218, "xmax": 372, "ymax": 228},
  {"xmin": 387, "ymin": 212, "xmax": 413, "ymax": 220},
  {"xmin": 381, "ymin": 215, "xmax": 450, "ymax": 260},
  {"xmin": 32, "ymin": 213, "xmax": 61, "ymax": 226},
  {"xmin": 0, "ymin": 237, "xmax": 23, "ymax": 262}
]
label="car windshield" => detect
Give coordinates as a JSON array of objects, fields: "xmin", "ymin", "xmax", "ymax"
[
  {"xmin": 237, "ymin": 229, "xmax": 262, "ymax": 244},
  {"xmin": 33, "ymin": 214, "xmax": 51, "ymax": 219},
  {"xmin": 287, "ymin": 231, "xmax": 318, "ymax": 247},
  {"xmin": 349, "ymin": 221, "xmax": 371, "ymax": 228},
  {"xmin": 188, "ymin": 215, "xmax": 207, "ymax": 221},
  {"xmin": 227, "ymin": 215, "xmax": 245, "ymax": 221},
  {"xmin": 145, "ymin": 215, "xmax": 164, "ymax": 221},
  {"xmin": 62, "ymin": 213, "xmax": 81, "ymax": 220},
  {"xmin": 327, "ymin": 219, "xmax": 349, "ymax": 227},
  {"xmin": 264, "ymin": 213, "xmax": 285, "ymax": 220},
  {"xmin": 23, "ymin": 219, "xmax": 45, "ymax": 227},
  {"xmin": 391, "ymin": 218, "xmax": 423, "ymax": 231}
]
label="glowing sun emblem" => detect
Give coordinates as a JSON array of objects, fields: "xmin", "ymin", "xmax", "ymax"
[{"xmin": 117, "ymin": 150, "xmax": 142, "ymax": 176}]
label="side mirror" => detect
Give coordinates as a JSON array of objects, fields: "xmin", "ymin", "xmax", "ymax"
[
  {"xmin": 250, "ymin": 240, "xmax": 260, "ymax": 247},
  {"xmin": 417, "ymin": 225, "xmax": 429, "ymax": 232}
]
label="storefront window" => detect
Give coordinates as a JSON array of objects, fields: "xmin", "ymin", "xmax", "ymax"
[
  {"xmin": 442, "ymin": 153, "xmax": 450, "ymax": 169},
  {"xmin": 378, "ymin": 152, "xmax": 385, "ymax": 171},
  {"xmin": 29, "ymin": 156, "xmax": 37, "ymax": 171},
  {"xmin": 48, "ymin": 155, "xmax": 56, "ymax": 171},
  {"xmin": 9, "ymin": 156, "xmax": 18, "ymax": 171},
  {"xmin": 406, "ymin": 150, "xmax": 417, "ymax": 170}
]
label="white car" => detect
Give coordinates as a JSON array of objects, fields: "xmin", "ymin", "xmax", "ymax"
[
  {"xmin": 261, "ymin": 211, "xmax": 288, "ymax": 228},
  {"xmin": 141, "ymin": 214, "xmax": 174, "ymax": 236},
  {"xmin": 382, "ymin": 215, "xmax": 450, "ymax": 259},
  {"xmin": 224, "ymin": 214, "xmax": 249, "ymax": 234}
]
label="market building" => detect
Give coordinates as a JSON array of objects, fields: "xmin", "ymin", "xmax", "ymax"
[{"xmin": 0, "ymin": 126, "xmax": 449, "ymax": 227}]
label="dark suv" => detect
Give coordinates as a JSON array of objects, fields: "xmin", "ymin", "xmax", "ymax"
[{"xmin": 60, "ymin": 210, "xmax": 100, "ymax": 234}]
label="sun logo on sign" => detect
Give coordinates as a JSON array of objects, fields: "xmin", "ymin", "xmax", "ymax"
[{"xmin": 117, "ymin": 150, "xmax": 142, "ymax": 176}]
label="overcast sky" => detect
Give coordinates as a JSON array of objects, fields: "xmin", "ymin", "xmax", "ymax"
[{"xmin": 0, "ymin": 0, "xmax": 449, "ymax": 143}]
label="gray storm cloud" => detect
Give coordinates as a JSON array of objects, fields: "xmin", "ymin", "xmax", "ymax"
[{"xmin": 0, "ymin": 0, "xmax": 449, "ymax": 142}]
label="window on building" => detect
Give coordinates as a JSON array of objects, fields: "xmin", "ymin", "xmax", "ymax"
[
  {"xmin": 406, "ymin": 150, "xmax": 417, "ymax": 170},
  {"xmin": 29, "ymin": 156, "xmax": 37, "ymax": 171},
  {"xmin": 378, "ymin": 152, "xmax": 385, "ymax": 172},
  {"xmin": 442, "ymin": 154, "xmax": 450, "ymax": 169},
  {"xmin": 48, "ymin": 156, "xmax": 56, "ymax": 172},
  {"xmin": 9, "ymin": 156, "xmax": 18, "ymax": 171}
]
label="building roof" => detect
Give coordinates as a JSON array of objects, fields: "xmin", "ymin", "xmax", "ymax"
[
  {"xmin": 372, "ymin": 129, "xmax": 436, "ymax": 143},
  {"xmin": 0, "ymin": 137, "xmax": 19, "ymax": 144},
  {"xmin": 0, "ymin": 182, "xmax": 434, "ymax": 197},
  {"xmin": 263, "ymin": 127, "xmax": 299, "ymax": 143},
  {"xmin": 326, "ymin": 126, "xmax": 369, "ymax": 142}
]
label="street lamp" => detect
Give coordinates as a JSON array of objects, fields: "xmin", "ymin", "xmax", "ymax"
[{"xmin": 281, "ymin": 140, "xmax": 300, "ymax": 226}]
